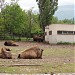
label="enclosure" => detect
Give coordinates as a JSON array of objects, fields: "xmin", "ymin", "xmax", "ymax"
[{"xmin": 0, "ymin": 41, "xmax": 75, "ymax": 74}]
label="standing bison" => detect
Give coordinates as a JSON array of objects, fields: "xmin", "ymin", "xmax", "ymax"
[
  {"xmin": 4, "ymin": 41, "xmax": 18, "ymax": 46},
  {"xmin": 18, "ymin": 47, "xmax": 43, "ymax": 59},
  {"xmin": 0, "ymin": 47, "xmax": 12, "ymax": 59},
  {"xmin": 33, "ymin": 35, "xmax": 44, "ymax": 42}
]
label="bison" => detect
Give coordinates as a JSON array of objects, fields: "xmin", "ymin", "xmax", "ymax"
[
  {"xmin": 33, "ymin": 35, "xmax": 44, "ymax": 42},
  {"xmin": 4, "ymin": 41, "xmax": 18, "ymax": 46},
  {"xmin": 18, "ymin": 47, "xmax": 43, "ymax": 59},
  {"xmin": 0, "ymin": 47, "xmax": 12, "ymax": 59}
]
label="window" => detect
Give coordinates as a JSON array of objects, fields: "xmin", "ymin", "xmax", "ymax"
[
  {"xmin": 57, "ymin": 31, "xmax": 62, "ymax": 34},
  {"xmin": 68, "ymin": 31, "xmax": 73, "ymax": 35},
  {"xmin": 49, "ymin": 31, "xmax": 52, "ymax": 35},
  {"xmin": 45, "ymin": 32, "xmax": 47, "ymax": 35},
  {"xmin": 57, "ymin": 31, "xmax": 75, "ymax": 35},
  {"xmin": 63, "ymin": 31, "xmax": 68, "ymax": 34}
]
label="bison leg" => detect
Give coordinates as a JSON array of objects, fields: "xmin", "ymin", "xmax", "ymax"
[{"xmin": 18, "ymin": 54, "xmax": 20, "ymax": 58}]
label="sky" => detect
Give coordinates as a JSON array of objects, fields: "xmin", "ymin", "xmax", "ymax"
[
  {"xmin": 18, "ymin": 0, "xmax": 75, "ymax": 10},
  {"xmin": 1, "ymin": 0, "xmax": 74, "ymax": 20},
  {"xmin": 5, "ymin": 0, "xmax": 75, "ymax": 10},
  {"xmin": 58, "ymin": 0, "xmax": 74, "ymax": 6}
]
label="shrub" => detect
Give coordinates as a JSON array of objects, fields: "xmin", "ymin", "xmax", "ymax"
[{"xmin": 57, "ymin": 41, "xmax": 73, "ymax": 45}]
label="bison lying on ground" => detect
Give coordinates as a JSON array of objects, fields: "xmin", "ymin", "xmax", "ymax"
[
  {"xmin": 18, "ymin": 47, "xmax": 43, "ymax": 59},
  {"xmin": 4, "ymin": 41, "xmax": 18, "ymax": 46},
  {"xmin": 0, "ymin": 47, "xmax": 12, "ymax": 59}
]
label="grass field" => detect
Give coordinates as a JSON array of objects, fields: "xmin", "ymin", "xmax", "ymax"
[{"xmin": 0, "ymin": 41, "xmax": 75, "ymax": 74}]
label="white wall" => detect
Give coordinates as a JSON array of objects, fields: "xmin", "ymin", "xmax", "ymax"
[
  {"xmin": 49, "ymin": 35, "xmax": 75, "ymax": 44},
  {"xmin": 45, "ymin": 24, "xmax": 75, "ymax": 44},
  {"xmin": 45, "ymin": 26, "xmax": 49, "ymax": 42}
]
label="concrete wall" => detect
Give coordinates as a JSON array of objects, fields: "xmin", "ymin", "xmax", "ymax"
[
  {"xmin": 45, "ymin": 24, "xmax": 75, "ymax": 44},
  {"xmin": 45, "ymin": 26, "xmax": 49, "ymax": 42}
]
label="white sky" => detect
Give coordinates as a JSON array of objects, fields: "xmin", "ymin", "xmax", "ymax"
[
  {"xmin": 58, "ymin": 0, "xmax": 74, "ymax": 6},
  {"xmin": 18, "ymin": 0, "xmax": 38, "ymax": 10},
  {"xmin": 5, "ymin": 0, "xmax": 75, "ymax": 10},
  {"xmin": 18, "ymin": 0, "xmax": 74, "ymax": 10}
]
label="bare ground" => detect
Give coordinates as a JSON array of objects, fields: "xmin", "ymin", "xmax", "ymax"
[{"xmin": 0, "ymin": 41, "xmax": 75, "ymax": 74}]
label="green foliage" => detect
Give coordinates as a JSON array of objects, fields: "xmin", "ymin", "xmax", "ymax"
[
  {"xmin": 52, "ymin": 16, "xmax": 58, "ymax": 24},
  {"xmin": 58, "ymin": 18, "xmax": 74, "ymax": 24},
  {"xmin": 57, "ymin": 41, "xmax": 75, "ymax": 45},
  {"xmin": 0, "ymin": 13, "xmax": 4, "ymax": 30},
  {"xmin": 52, "ymin": 16, "xmax": 75, "ymax": 24},
  {"xmin": 31, "ymin": 14, "xmax": 43, "ymax": 35},
  {"xmin": 1, "ymin": 4, "xmax": 21, "ymax": 38},
  {"xmin": 36, "ymin": 0, "xmax": 58, "ymax": 31},
  {"xmin": 0, "ymin": 3, "xmax": 43, "ymax": 39}
]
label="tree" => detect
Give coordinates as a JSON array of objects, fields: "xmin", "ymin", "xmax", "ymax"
[
  {"xmin": 36, "ymin": 0, "xmax": 58, "ymax": 32},
  {"xmin": 0, "ymin": 1, "xmax": 44, "ymax": 40},
  {"xmin": 0, "ymin": 12, "xmax": 5, "ymax": 38},
  {"xmin": 1, "ymin": 4, "xmax": 28, "ymax": 39},
  {"xmin": 31, "ymin": 14, "xmax": 43, "ymax": 35},
  {"xmin": 27, "ymin": 8, "xmax": 33, "ymax": 37},
  {"xmin": 58, "ymin": 18, "xmax": 75, "ymax": 24},
  {"xmin": 52, "ymin": 16, "xmax": 58, "ymax": 24}
]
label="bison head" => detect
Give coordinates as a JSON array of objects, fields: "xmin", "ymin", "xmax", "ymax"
[
  {"xmin": 4, "ymin": 41, "xmax": 7, "ymax": 46},
  {"xmin": 1, "ymin": 47, "xmax": 12, "ymax": 59}
]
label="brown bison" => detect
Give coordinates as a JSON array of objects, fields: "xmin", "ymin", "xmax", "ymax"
[
  {"xmin": 4, "ymin": 41, "xmax": 18, "ymax": 46},
  {"xmin": 33, "ymin": 35, "xmax": 44, "ymax": 42},
  {"xmin": 18, "ymin": 47, "xmax": 43, "ymax": 59},
  {"xmin": 0, "ymin": 47, "xmax": 12, "ymax": 59}
]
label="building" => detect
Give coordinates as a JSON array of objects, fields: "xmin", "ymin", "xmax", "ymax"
[{"xmin": 45, "ymin": 24, "xmax": 75, "ymax": 44}]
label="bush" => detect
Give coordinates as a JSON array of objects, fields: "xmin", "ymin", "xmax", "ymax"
[
  {"xmin": 72, "ymin": 42, "xmax": 75, "ymax": 45},
  {"xmin": 57, "ymin": 41, "xmax": 74, "ymax": 45}
]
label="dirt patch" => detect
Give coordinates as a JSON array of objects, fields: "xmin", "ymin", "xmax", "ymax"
[{"xmin": 0, "ymin": 41, "xmax": 75, "ymax": 73}]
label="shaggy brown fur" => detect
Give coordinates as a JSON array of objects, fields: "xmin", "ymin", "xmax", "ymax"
[
  {"xmin": 0, "ymin": 47, "xmax": 12, "ymax": 59},
  {"xmin": 18, "ymin": 47, "xmax": 43, "ymax": 59},
  {"xmin": 33, "ymin": 35, "xmax": 44, "ymax": 42},
  {"xmin": 4, "ymin": 41, "xmax": 18, "ymax": 46}
]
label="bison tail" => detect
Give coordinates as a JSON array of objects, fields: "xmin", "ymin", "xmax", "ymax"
[{"xmin": 18, "ymin": 54, "xmax": 20, "ymax": 58}]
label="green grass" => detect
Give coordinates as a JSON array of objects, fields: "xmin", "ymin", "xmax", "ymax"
[
  {"xmin": 43, "ymin": 63, "xmax": 75, "ymax": 73},
  {"xmin": 0, "ymin": 66, "xmax": 43, "ymax": 74},
  {"xmin": 10, "ymin": 45, "xmax": 74, "ymax": 58},
  {"xmin": 43, "ymin": 48, "xmax": 74, "ymax": 57},
  {"xmin": 0, "ymin": 63, "xmax": 75, "ymax": 74},
  {"xmin": 0, "ymin": 37, "xmax": 33, "ymax": 41},
  {"xmin": 57, "ymin": 41, "xmax": 75, "ymax": 45}
]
